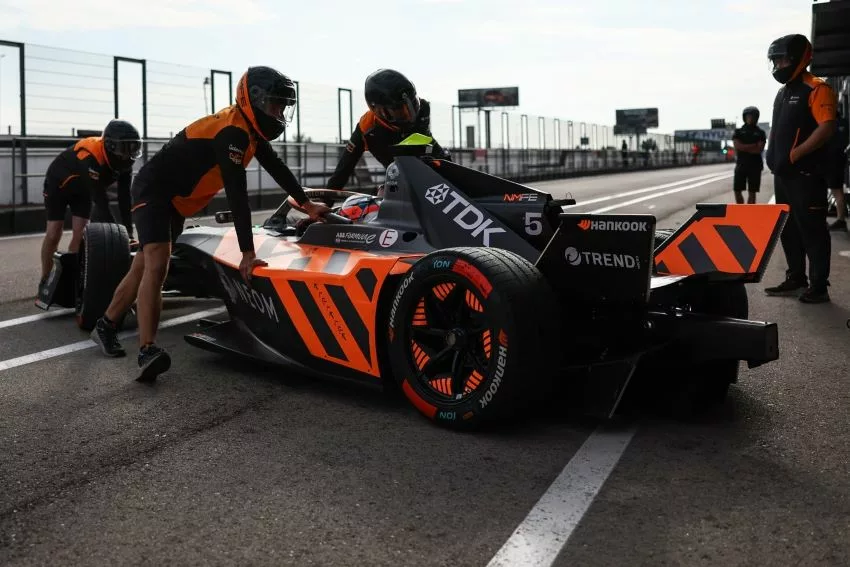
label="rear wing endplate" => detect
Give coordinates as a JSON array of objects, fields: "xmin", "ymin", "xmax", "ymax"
[{"xmin": 654, "ymin": 203, "xmax": 790, "ymax": 282}]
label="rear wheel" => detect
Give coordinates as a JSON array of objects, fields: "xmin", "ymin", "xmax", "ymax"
[
  {"xmin": 682, "ymin": 282, "xmax": 748, "ymax": 406},
  {"xmin": 385, "ymin": 247, "xmax": 560, "ymax": 430},
  {"xmin": 625, "ymin": 282, "xmax": 749, "ymax": 419},
  {"xmin": 75, "ymin": 222, "xmax": 131, "ymax": 331}
]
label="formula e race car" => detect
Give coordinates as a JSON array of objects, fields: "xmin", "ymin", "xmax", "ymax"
[{"xmin": 39, "ymin": 135, "xmax": 790, "ymax": 429}]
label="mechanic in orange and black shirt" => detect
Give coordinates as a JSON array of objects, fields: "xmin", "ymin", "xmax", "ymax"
[
  {"xmin": 90, "ymin": 66, "xmax": 330, "ymax": 381},
  {"xmin": 731, "ymin": 106, "xmax": 767, "ymax": 204},
  {"xmin": 764, "ymin": 33, "xmax": 838, "ymax": 304},
  {"xmin": 327, "ymin": 69, "xmax": 451, "ymax": 193},
  {"xmin": 38, "ymin": 120, "xmax": 140, "ymax": 291}
]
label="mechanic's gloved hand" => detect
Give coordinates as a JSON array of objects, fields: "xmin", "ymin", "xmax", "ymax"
[{"xmin": 239, "ymin": 250, "xmax": 268, "ymax": 284}]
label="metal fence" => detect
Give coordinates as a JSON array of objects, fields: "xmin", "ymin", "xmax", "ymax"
[
  {"xmin": 0, "ymin": 136, "xmax": 729, "ymax": 211},
  {"xmin": 0, "ymin": 39, "xmax": 687, "ymax": 152}
]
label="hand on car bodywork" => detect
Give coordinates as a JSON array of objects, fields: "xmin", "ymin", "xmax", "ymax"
[
  {"xmin": 301, "ymin": 200, "xmax": 332, "ymax": 220},
  {"xmin": 240, "ymin": 250, "xmax": 268, "ymax": 283}
]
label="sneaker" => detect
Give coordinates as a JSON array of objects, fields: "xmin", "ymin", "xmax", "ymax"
[
  {"xmin": 765, "ymin": 277, "xmax": 808, "ymax": 296},
  {"xmin": 136, "ymin": 344, "xmax": 171, "ymax": 383},
  {"xmin": 828, "ymin": 218, "xmax": 847, "ymax": 232},
  {"xmin": 34, "ymin": 277, "xmax": 49, "ymax": 309},
  {"xmin": 90, "ymin": 317, "xmax": 126, "ymax": 357},
  {"xmin": 798, "ymin": 287, "xmax": 830, "ymax": 304}
]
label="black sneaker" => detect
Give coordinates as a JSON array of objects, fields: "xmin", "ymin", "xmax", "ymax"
[
  {"xmin": 765, "ymin": 277, "xmax": 808, "ymax": 296},
  {"xmin": 136, "ymin": 344, "xmax": 171, "ymax": 383},
  {"xmin": 829, "ymin": 218, "xmax": 847, "ymax": 232},
  {"xmin": 90, "ymin": 317, "xmax": 126, "ymax": 357},
  {"xmin": 799, "ymin": 287, "xmax": 830, "ymax": 304}
]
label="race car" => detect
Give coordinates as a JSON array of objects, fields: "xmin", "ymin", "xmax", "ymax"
[{"xmin": 40, "ymin": 135, "xmax": 790, "ymax": 429}]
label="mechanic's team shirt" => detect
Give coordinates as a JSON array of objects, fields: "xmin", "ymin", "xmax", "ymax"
[
  {"xmin": 766, "ymin": 71, "xmax": 838, "ymax": 176},
  {"xmin": 43, "ymin": 137, "xmax": 133, "ymax": 232},
  {"xmin": 732, "ymin": 125, "xmax": 767, "ymax": 170},
  {"xmin": 132, "ymin": 104, "xmax": 309, "ymax": 252},
  {"xmin": 327, "ymin": 99, "xmax": 451, "ymax": 189}
]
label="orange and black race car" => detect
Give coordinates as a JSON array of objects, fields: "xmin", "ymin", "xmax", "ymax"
[{"xmin": 40, "ymin": 135, "xmax": 790, "ymax": 429}]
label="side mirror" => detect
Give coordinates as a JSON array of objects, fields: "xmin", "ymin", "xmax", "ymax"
[{"xmin": 215, "ymin": 211, "xmax": 233, "ymax": 224}]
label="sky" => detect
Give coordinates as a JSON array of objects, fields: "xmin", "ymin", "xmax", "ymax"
[{"xmin": 0, "ymin": 0, "xmax": 822, "ymax": 148}]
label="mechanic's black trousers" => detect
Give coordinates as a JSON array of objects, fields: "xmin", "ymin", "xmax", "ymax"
[{"xmin": 774, "ymin": 172, "xmax": 831, "ymax": 289}]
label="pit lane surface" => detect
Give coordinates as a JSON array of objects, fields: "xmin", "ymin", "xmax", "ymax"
[{"xmin": 1, "ymin": 164, "xmax": 848, "ymax": 566}]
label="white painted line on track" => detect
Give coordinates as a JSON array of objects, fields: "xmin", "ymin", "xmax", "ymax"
[
  {"xmin": 588, "ymin": 172, "xmax": 735, "ymax": 214},
  {"xmin": 0, "ymin": 297, "xmax": 220, "ymax": 331},
  {"xmin": 0, "ymin": 307, "xmax": 75, "ymax": 329},
  {"xmin": 487, "ymin": 424, "xmax": 638, "ymax": 567},
  {"xmin": 562, "ymin": 170, "xmax": 732, "ymax": 209},
  {"xmin": 0, "ymin": 307, "xmax": 226, "ymax": 372}
]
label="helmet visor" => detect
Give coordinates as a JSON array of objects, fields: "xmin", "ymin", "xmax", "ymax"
[
  {"xmin": 107, "ymin": 139, "xmax": 142, "ymax": 160},
  {"xmin": 258, "ymin": 95, "xmax": 296, "ymax": 125},
  {"xmin": 374, "ymin": 93, "xmax": 420, "ymax": 125}
]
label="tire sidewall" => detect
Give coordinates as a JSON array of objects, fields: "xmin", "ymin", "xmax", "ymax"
[
  {"xmin": 75, "ymin": 223, "xmax": 131, "ymax": 330},
  {"xmin": 386, "ymin": 250, "xmax": 522, "ymax": 428}
]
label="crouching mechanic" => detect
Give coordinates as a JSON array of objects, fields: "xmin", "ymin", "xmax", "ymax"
[
  {"xmin": 327, "ymin": 69, "xmax": 451, "ymax": 196},
  {"xmin": 90, "ymin": 66, "xmax": 330, "ymax": 381},
  {"xmin": 38, "ymin": 120, "xmax": 140, "ymax": 297},
  {"xmin": 732, "ymin": 106, "xmax": 767, "ymax": 204}
]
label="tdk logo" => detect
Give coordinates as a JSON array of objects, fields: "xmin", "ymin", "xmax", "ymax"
[
  {"xmin": 425, "ymin": 183, "xmax": 506, "ymax": 246},
  {"xmin": 425, "ymin": 184, "xmax": 451, "ymax": 205},
  {"xmin": 578, "ymin": 219, "xmax": 648, "ymax": 232}
]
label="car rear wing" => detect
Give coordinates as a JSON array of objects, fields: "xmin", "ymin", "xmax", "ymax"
[{"xmin": 653, "ymin": 203, "xmax": 790, "ymax": 282}]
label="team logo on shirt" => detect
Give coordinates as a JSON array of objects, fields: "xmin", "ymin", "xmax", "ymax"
[{"xmin": 228, "ymin": 144, "xmax": 245, "ymax": 165}]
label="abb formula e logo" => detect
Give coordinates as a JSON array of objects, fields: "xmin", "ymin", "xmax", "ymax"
[
  {"xmin": 577, "ymin": 219, "xmax": 648, "ymax": 232},
  {"xmin": 564, "ymin": 246, "xmax": 641, "ymax": 269},
  {"xmin": 424, "ymin": 183, "xmax": 506, "ymax": 246}
]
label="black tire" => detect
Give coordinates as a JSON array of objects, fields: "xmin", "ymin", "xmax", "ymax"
[
  {"xmin": 625, "ymin": 282, "xmax": 748, "ymax": 419},
  {"xmin": 385, "ymin": 247, "xmax": 560, "ymax": 430},
  {"xmin": 76, "ymin": 222, "xmax": 131, "ymax": 331},
  {"xmin": 669, "ymin": 282, "xmax": 748, "ymax": 417}
]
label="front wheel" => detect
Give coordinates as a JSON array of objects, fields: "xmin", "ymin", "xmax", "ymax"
[{"xmin": 385, "ymin": 247, "xmax": 560, "ymax": 430}]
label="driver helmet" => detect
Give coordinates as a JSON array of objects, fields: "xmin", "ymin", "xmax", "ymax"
[
  {"xmin": 742, "ymin": 106, "xmax": 760, "ymax": 125},
  {"xmin": 767, "ymin": 34, "xmax": 812, "ymax": 84},
  {"xmin": 236, "ymin": 66, "xmax": 297, "ymax": 141},
  {"xmin": 364, "ymin": 69, "xmax": 420, "ymax": 127},
  {"xmin": 102, "ymin": 119, "xmax": 141, "ymax": 173},
  {"xmin": 338, "ymin": 194, "xmax": 381, "ymax": 223}
]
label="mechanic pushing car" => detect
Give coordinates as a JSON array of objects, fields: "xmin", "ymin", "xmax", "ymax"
[
  {"xmin": 90, "ymin": 66, "xmax": 331, "ymax": 381},
  {"xmin": 37, "ymin": 120, "xmax": 139, "ymax": 299},
  {"xmin": 764, "ymin": 33, "xmax": 838, "ymax": 304},
  {"xmin": 731, "ymin": 106, "xmax": 767, "ymax": 204},
  {"xmin": 326, "ymin": 69, "xmax": 451, "ymax": 195}
]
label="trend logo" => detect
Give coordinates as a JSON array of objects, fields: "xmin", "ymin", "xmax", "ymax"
[{"xmin": 564, "ymin": 247, "xmax": 581, "ymax": 265}]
